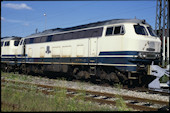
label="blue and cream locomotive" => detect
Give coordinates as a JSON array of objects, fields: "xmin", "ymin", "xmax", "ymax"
[{"xmin": 1, "ymin": 19, "xmax": 161, "ymax": 86}]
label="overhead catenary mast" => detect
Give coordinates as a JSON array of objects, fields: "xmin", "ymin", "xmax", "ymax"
[{"xmin": 155, "ymin": 0, "xmax": 169, "ymax": 67}]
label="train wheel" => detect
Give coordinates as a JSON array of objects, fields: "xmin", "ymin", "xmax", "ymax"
[
  {"xmin": 72, "ymin": 67, "xmax": 79, "ymax": 79},
  {"xmin": 1, "ymin": 64, "xmax": 6, "ymax": 72},
  {"xmin": 84, "ymin": 71, "xmax": 90, "ymax": 80},
  {"xmin": 4, "ymin": 65, "xmax": 7, "ymax": 72},
  {"xmin": 96, "ymin": 68, "xmax": 108, "ymax": 83},
  {"xmin": 128, "ymin": 79, "xmax": 134, "ymax": 88},
  {"xmin": 77, "ymin": 71, "xmax": 84, "ymax": 80},
  {"xmin": 5, "ymin": 65, "xmax": 10, "ymax": 73},
  {"xmin": 108, "ymin": 72, "xmax": 120, "ymax": 83},
  {"xmin": 21, "ymin": 64, "xmax": 27, "ymax": 75},
  {"xmin": 18, "ymin": 66, "xmax": 22, "ymax": 74},
  {"xmin": 26, "ymin": 66, "xmax": 31, "ymax": 75}
]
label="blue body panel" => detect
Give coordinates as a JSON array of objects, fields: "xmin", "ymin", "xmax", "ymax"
[{"xmin": 1, "ymin": 51, "xmax": 159, "ymax": 72}]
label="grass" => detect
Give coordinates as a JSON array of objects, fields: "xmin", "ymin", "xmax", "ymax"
[
  {"xmin": 1, "ymin": 71, "xmax": 116, "ymax": 111},
  {"xmin": 115, "ymin": 95, "xmax": 132, "ymax": 111},
  {"xmin": 1, "ymin": 71, "xmax": 32, "ymax": 82},
  {"xmin": 1, "ymin": 85, "xmax": 117, "ymax": 111},
  {"xmin": 114, "ymin": 83, "xmax": 132, "ymax": 111},
  {"xmin": 1, "ymin": 71, "xmax": 133, "ymax": 111}
]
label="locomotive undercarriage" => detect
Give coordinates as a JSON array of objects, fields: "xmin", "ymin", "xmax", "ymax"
[{"xmin": 1, "ymin": 62, "xmax": 155, "ymax": 88}]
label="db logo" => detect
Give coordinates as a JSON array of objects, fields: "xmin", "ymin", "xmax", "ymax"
[{"xmin": 46, "ymin": 46, "xmax": 51, "ymax": 54}]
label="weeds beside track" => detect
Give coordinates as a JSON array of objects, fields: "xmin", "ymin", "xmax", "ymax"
[{"xmin": 1, "ymin": 78, "xmax": 169, "ymax": 111}]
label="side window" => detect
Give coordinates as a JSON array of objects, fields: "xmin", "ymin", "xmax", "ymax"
[
  {"xmin": 29, "ymin": 38, "xmax": 34, "ymax": 44},
  {"xmin": 14, "ymin": 41, "xmax": 20, "ymax": 46},
  {"xmin": 4, "ymin": 41, "xmax": 10, "ymax": 46},
  {"xmin": 91, "ymin": 30, "xmax": 98, "ymax": 37},
  {"xmin": 34, "ymin": 37, "xmax": 41, "ymax": 43},
  {"xmin": 63, "ymin": 33, "xmax": 71, "ymax": 40},
  {"xmin": 106, "ymin": 27, "xmax": 113, "ymax": 36},
  {"xmin": 25, "ymin": 39, "xmax": 30, "ymax": 44},
  {"xmin": 84, "ymin": 29, "xmax": 91, "ymax": 38},
  {"xmin": 47, "ymin": 35, "xmax": 53, "ymax": 42},
  {"xmin": 41, "ymin": 36, "xmax": 47, "ymax": 42},
  {"xmin": 1, "ymin": 42, "xmax": 4, "ymax": 47},
  {"xmin": 72, "ymin": 31, "xmax": 78, "ymax": 39},
  {"xmin": 79, "ymin": 31, "xmax": 85, "ymax": 38},
  {"xmin": 106, "ymin": 26, "xmax": 124, "ymax": 36},
  {"xmin": 114, "ymin": 26, "xmax": 121, "ymax": 35},
  {"xmin": 57, "ymin": 34, "xmax": 63, "ymax": 41},
  {"xmin": 51, "ymin": 34, "xmax": 59, "ymax": 41}
]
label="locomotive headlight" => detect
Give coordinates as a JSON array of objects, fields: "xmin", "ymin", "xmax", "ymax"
[
  {"xmin": 156, "ymin": 53, "xmax": 160, "ymax": 59},
  {"xmin": 138, "ymin": 52, "xmax": 146, "ymax": 58},
  {"xmin": 138, "ymin": 52, "xmax": 160, "ymax": 59},
  {"xmin": 138, "ymin": 52, "xmax": 143, "ymax": 58},
  {"xmin": 143, "ymin": 54, "xmax": 146, "ymax": 58}
]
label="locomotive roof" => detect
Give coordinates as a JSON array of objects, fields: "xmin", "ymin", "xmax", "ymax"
[
  {"xmin": 1, "ymin": 36, "xmax": 22, "ymax": 41},
  {"xmin": 62, "ymin": 19, "xmax": 149, "ymax": 31},
  {"xmin": 26, "ymin": 19, "xmax": 149, "ymax": 38}
]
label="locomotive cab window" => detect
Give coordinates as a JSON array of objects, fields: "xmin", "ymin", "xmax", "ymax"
[
  {"xmin": 134, "ymin": 25, "xmax": 148, "ymax": 35},
  {"xmin": 14, "ymin": 40, "xmax": 20, "ymax": 46},
  {"xmin": 114, "ymin": 26, "xmax": 122, "ymax": 35},
  {"xmin": 106, "ymin": 27, "xmax": 113, "ymax": 36},
  {"xmin": 4, "ymin": 41, "xmax": 10, "ymax": 46},
  {"xmin": 106, "ymin": 26, "xmax": 124, "ymax": 36}
]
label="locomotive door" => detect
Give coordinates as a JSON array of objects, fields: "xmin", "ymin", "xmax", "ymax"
[
  {"xmin": 18, "ymin": 39, "xmax": 26, "ymax": 56},
  {"xmin": 88, "ymin": 37, "xmax": 98, "ymax": 64}
]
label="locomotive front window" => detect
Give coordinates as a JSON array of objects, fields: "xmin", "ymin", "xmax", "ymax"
[
  {"xmin": 147, "ymin": 27, "xmax": 157, "ymax": 37},
  {"xmin": 134, "ymin": 25, "xmax": 148, "ymax": 35},
  {"xmin": 14, "ymin": 41, "xmax": 20, "ymax": 46}
]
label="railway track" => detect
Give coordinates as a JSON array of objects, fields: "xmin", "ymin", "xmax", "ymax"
[
  {"xmin": 1, "ymin": 78, "xmax": 169, "ymax": 111},
  {"xmin": 72, "ymin": 78, "xmax": 170, "ymax": 97},
  {"xmin": 122, "ymin": 86, "xmax": 170, "ymax": 96}
]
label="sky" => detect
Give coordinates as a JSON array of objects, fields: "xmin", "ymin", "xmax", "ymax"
[{"xmin": 1, "ymin": 0, "xmax": 157, "ymax": 38}]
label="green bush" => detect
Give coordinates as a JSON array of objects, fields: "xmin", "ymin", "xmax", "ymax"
[{"xmin": 159, "ymin": 75, "xmax": 169, "ymax": 83}]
